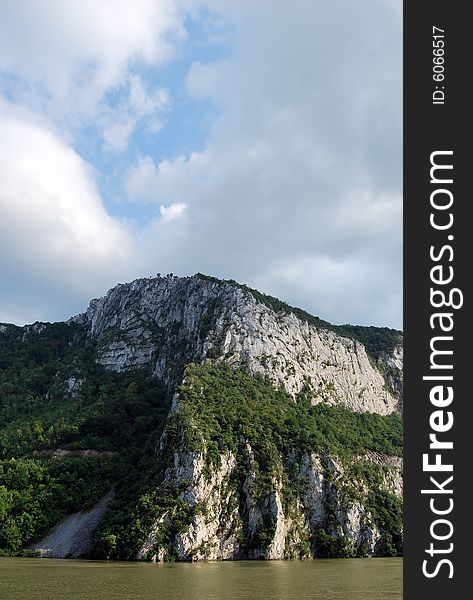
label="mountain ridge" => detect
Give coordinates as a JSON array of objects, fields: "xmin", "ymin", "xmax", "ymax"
[
  {"xmin": 0, "ymin": 273, "xmax": 403, "ymax": 560},
  {"xmin": 68, "ymin": 273, "xmax": 402, "ymax": 414}
]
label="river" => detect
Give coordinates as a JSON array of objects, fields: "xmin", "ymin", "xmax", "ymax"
[{"xmin": 0, "ymin": 557, "xmax": 402, "ymax": 599}]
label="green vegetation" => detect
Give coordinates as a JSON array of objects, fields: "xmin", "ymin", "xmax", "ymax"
[
  {"xmin": 313, "ymin": 530, "xmax": 354, "ymax": 558},
  {"xmin": 0, "ymin": 322, "xmax": 170, "ymax": 556},
  {"xmin": 368, "ymin": 489, "xmax": 403, "ymax": 556},
  {"xmin": 175, "ymin": 363, "xmax": 402, "ymax": 462},
  {"xmin": 135, "ymin": 362, "xmax": 403, "ymax": 558},
  {"xmin": 91, "ymin": 363, "xmax": 403, "ymax": 560},
  {"xmin": 0, "ymin": 456, "xmax": 118, "ymax": 553},
  {"xmin": 344, "ymin": 460, "xmax": 403, "ymax": 556},
  {"xmin": 0, "ymin": 291, "xmax": 403, "ymax": 560}
]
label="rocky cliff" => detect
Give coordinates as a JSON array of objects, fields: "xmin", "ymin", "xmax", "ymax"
[
  {"xmin": 126, "ymin": 360, "xmax": 403, "ymax": 562},
  {"xmin": 0, "ymin": 274, "xmax": 403, "ymax": 560},
  {"xmin": 72, "ymin": 274, "xmax": 402, "ymax": 415},
  {"xmin": 137, "ymin": 447, "xmax": 402, "ymax": 561}
]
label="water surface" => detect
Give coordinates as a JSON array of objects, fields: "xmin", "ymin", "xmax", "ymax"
[{"xmin": 0, "ymin": 557, "xmax": 402, "ymax": 600}]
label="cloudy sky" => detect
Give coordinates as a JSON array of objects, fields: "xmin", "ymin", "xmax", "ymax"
[{"xmin": 0, "ymin": 0, "xmax": 402, "ymax": 328}]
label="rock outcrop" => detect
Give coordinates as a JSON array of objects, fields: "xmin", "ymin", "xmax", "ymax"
[
  {"xmin": 73, "ymin": 274, "xmax": 402, "ymax": 415},
  {"xmin": 2, "ymin": 273, "xmax": 402, "ymax": 561},
  {"xmin": 135, "ymin": 443, "xmax": 402, "ymax": 561}
]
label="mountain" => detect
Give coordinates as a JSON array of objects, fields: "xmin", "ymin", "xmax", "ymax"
[{"xmin": 0, "ymin": 274, "xmax": 403, "ymax": 560}]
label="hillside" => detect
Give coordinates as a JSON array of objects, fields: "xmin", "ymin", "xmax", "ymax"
[{"xmin": 0, "ymin": 274, "xmax": 403, "ymax": 560}]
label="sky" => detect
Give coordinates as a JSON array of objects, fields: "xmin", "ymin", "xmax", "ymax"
[{"xmin": 0, "ymin": 0, "xmax": 402, "ymax": 329}]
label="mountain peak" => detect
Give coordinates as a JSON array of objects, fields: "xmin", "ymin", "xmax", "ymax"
[
  {"xmin": 68, "ymin": 273, "xmax": 402, "ymax": 415},
  {"xmin": 0, "ymin": 272, "xmax": 403, "ymax": 561}
]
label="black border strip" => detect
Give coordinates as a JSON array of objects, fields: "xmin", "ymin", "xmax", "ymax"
[{"xmin": 404, "ymin": 1, "xmax": 470, "ymax": 596}]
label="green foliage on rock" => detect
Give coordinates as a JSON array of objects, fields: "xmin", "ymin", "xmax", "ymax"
[
  {"xmin": 127, "ymin": 362, "xmax": 403, "ymax": 559},
  {"xmin": 0, "ymin": 323, "xmax": 169, "ymax": 457},
  {"xmin": 175, "ymin": 362, "xmax": 402, "ymax": 462},
  {"xmin": 0, "ymin": 294, "xmax": 403, "ymax": 560},
  {"xmin": 0, "ymin": 456, "xmax": 118, "ymax": 552},
  {"xmin": 0, "ymin": 322, "xmax": 170, "ymax": 556},
  {"xmin": 313, "ymin": 530, "xmax": 354, "ymax": 558}
]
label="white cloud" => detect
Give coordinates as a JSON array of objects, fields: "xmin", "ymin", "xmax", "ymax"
[
  {"xmin": 129, "ymin": 0, "xmax": 403, "ymax": 328},
  {"xmin": 126, "ymin": 152, "xmax": 212, "ymax": 202},
  {"xmin": 0, "ymin": 0, "xmax": 183, "ymax": 128},
  {"xmin": 254, "ymin": 253, "xmax": 402, "ymax": 330},
  {"xmin": 0, "ymin": 0, "xmax": 403, "ymax": 329},
  {"xmin": 0, "ymin": 103, "xmax": 135, "ymax": 323},
  {"xmin": 160, "ymin": 202, "xmax": 187, "ymax": 223},
  {"xmin": 128, "ymin": 75, "xmax": 170, "ymax": 117},
  {"xmin": 102, "ymin": 119, "xmax": 136, "ymax": 153},
  {"xmin": 126, "ymin": 156, "xmax": 159, "ymax": 198},
  {"xmin": 101, "ymin": 75, "xmax": 170, "ymax": 152}
]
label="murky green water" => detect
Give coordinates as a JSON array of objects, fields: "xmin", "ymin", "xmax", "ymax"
[{"xmin": 0, "ymin": 557, "xmax": 402, "ymax": 600}]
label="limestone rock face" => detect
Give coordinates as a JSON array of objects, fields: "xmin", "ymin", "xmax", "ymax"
[
  {"xmin": 136, "ymin": 444, "xmax": 402, "ymax": 561},
  {"xmin": 67, "ymin": 274, "xmax": 403, "ymax": 561},
  {"xmin": 1, "ymin": 274, "xmax": 403, "ymax": 562},
  {"xmin": 73, "ymin": 275, "xmax": 402, "ymax": 415}
]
